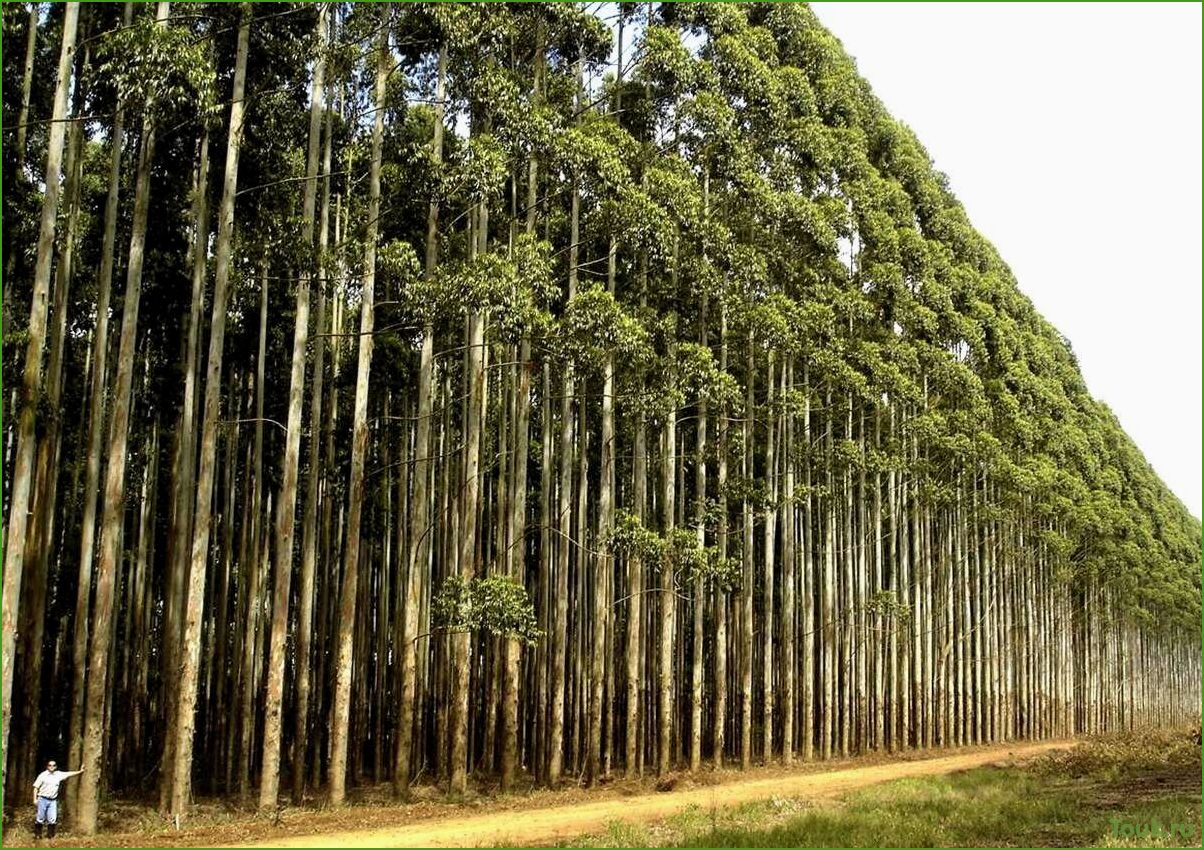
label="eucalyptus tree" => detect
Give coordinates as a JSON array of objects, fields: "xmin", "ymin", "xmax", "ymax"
[
  {"xmin": 169, "ymin": 2, "xmax": 248, "ymax": 819},
  {"xmin": 1, "ymin": 3, "xmax": 79, "ymax": 785},
  {"xmin": 74, "ymin": 3, "xmax": 217, "ymax": 831},
  {"xmin": 258, "ymin": 3, "xmax": 329, "ymax": 811},
  {"xmin": 329, "ymin": 5, "xmax": 391, "ymax": 805},
  {"xmin": 68, "ymin": 6, "xmax": 132, "ymax": 801}
]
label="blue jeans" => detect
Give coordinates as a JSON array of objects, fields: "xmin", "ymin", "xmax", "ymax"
[{"xmin": 36, "ymin": 796, "xmax": 57, "ymax": 825}]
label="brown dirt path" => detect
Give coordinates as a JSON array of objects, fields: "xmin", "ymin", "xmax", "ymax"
[{"xmin": 243, "ymin": 739, "xmax": 1073, "ymax": 848}]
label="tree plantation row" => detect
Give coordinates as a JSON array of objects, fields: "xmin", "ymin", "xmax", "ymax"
[{"xmin": 2, "ymin": 2, "xmax": 1200, "ymax": 836}]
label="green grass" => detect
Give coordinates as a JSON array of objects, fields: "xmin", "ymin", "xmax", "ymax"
[
  {"xmin": 554, "ymin": 729, "xmax": 1202, "ymax": 848},
  {"xmin": 685, "ymin": 767, "xmax": 1199, "ymax": 848}
]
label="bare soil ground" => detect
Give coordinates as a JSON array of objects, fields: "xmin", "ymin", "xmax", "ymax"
[
  {"xmin": 248, "ymin": 740, "xmax": 1071, "ymax": 849},
  {"xmin": 0, "ymin": 739, "xmax": 1071, "ymax": 848}
]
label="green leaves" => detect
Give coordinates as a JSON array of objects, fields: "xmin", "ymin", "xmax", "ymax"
[
  {"xmin": 676, "ymin": 342, "xmax": 739, "ymax": 408},
  {"xmin": 559, "ymin": 285, "xmax": 651, "ymax": 371},
  {"xmin": 639, "ymin": 25, "xmax": 695, "ymax": 102},
  {"xmin": 446, "ymin": 134, "xmax": 508, "ymax": 205},
  {"xmin": 609, "ymin": 510, "xmax": 663, "ymax": 564},
  {"xmin": 432, "ymin": 575, "xmax": 542, "ymax": 645},
  {"xmin": 430, "ymin": 242, "xmax": 554, "ymax": 342},
  {"xmin": 98, "ymin": 8, "xmax": 215, "ymax": 122},
  {"xmin": 608, "ymin": 512, "xmax": 737, "ymax": 591},
  {"xmin": 866, "ymin": 590, "xmax": 911, "ymax": 621}
]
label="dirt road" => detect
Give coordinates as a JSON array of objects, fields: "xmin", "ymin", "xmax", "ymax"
[{"xmin": 245, "ymin": 739, "xmax": 1072, "ymax": 848}]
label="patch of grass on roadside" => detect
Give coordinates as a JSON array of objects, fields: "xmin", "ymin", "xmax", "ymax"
[
  {"xmin": 557, "ymin": 728, "xmax": 1202, "ymax": 849},
  {"xmin": 686, "ymin": 767, "xmax": 1199, "ymax": 848}
]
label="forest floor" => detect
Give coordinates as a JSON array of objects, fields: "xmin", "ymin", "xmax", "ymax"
[
  {"xmin": 0, "ymin": 737, "xmax": 1085, "ymax": 848},
  {"xmin": 247, "ymin": 739, "xmax": 1075, "ymax": 848}
]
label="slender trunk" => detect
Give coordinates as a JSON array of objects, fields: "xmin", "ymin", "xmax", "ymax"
[
  {"xmin": 397, "ymin": 42, "xmax": 445, "ymax": 797},
  {"xmin": 712, "ymin": 305, "xmax": 728, "ymax": 768},
  {"xmin": 626, "ymin": 251, "xmax": 649, "ymax": 778},
  {"xmin": 161, "ymin": 122, "xmax": 210, "ymax": 810},
  {"xmin": 14, "ymin": 2, "xmax": 37, "ymax": 167},
  {"xmin": 2, "ymin": 3, "xmax": 79, "ymax": 783},
  {"xmin": 802, "ymin": 367, "xmax": 814, "ymax": 761},
  {"xmin": 537, "ymin": 364, "xmax": 553, "ymax": 781},
  {"xmin": 259, "ymin": 6, "xmax": 327, "ymax": 808},
  {"xmin": 873, "ymin": 409, "xmax": 884, "ymax": 750},
  {"xmin": 293, "ymin": 80, "xmax": 335, "ymax": 805},
  {"xmin": 658, "ymin": 383, "xmax": 676, "ymax": 776},
  {"xmin": 591, "ymin": 260, "xmax": 615, "ymax": 785},
  {"xmin": 239, "ymin": 490, "xmax": 268, "ymax": 797},
  {"xmin": 77, "ymin": 5, "xmax": 167, "ymax": 833},
  {"xmin": 762, "ymin": 355, "xmax": 776, "ymax": 763},
  {"xmin": 329, "ymin": 25, "xmax": 387, "ymax": 805},
  {"xmin": 822, "ymin": 387, "xmax": 835, "ymax": 760},
  {"xmin": 740, "ymin": 342, "xmax": 754, "ymax": 770},
  {"xmin": 549, "ymin": 57, "xmax": 582, "ymax": 784},
  {"xmin": 501, "ymin": 32, "xmax": 538, "ymax": 791},
  {"xmin": 168, "ymin": 4, "xmax": 249, "ymax": 818},
  {"xmin": 781, "ymin": 358, "xmax": 795, "ymax": 765},
  {"xmin": 22, "ymin": 40, "xmax": 87, "ymax": 794},
  {"xmin": 236, "ymin": 261, "xmax": 269, "ymax": 799},
  {"xmin": 451, "ymin": 308, "xmax": 486, "ymax": 794},
  {"xmin": 690, "ymin": 380, "xmax": 706, "ymax": 775},
  {"xmin": 68, "ymin": 40, "xmax": 128, "ymax": 803}
]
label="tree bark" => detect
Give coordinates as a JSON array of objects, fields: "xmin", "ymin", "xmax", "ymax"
[
  {"xmin": 329, "ymin": 23, "xmax": 387, "ymax": 805},
  {"xmin": 76, "ymin": 5, "xmax": 167, "ymax": 833},
  {"xmin": 2, "ymin": 2, "xmax": 79, "ymax": 785},
  {"xmin": 14, "ymin": 2, "xmax": 38, "ymax": 167},
  {"xmin": 168, "ymin": 4, "xmax": 249, "ymax": 818},
  {"xmin": 259, "ymin": 5, "xmax": 327, "ymax": 809},
  {"xmin": 68, "ymin": 33, "xmax": 128, "ymax": 807}
]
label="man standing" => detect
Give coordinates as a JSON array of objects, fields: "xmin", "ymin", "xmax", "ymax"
[{"xmin": 32, "ymin": 759, "xmax": 83, "ymax": 839}]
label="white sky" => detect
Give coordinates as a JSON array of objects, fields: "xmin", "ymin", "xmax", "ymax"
[{"xmin": 811, "ymin": 2, "xmax": 1203, "ymax": 519}]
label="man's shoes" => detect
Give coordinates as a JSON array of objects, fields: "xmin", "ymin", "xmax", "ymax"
[
  {"xmin": 34, "ymin": 822, "xmax": 42, "ymax": 839},
  {"xmin": 47, "ymin": 824, "xmax": 57, "ymax": 839}
]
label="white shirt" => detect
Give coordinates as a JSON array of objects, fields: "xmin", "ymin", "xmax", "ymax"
[{"xmin": 33, "ymin": 770, "xmax": 80, "ymax": 800}]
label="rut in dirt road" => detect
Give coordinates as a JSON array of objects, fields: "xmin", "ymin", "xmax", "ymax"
[{"xmin": 244, "ymin": 740, "xmax": 1073, "ymax": 848}]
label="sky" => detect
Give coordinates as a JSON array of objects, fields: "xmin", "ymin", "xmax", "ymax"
[{"xmin": 810, "ymin": 2, "xmax": 1203, "ymax": 519}]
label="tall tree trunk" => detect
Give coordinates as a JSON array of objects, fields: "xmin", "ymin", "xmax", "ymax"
[
  {"xmin": 168, "ymin": 4, "xmax": 249, "ymax": 818},
  {"xmin": 160, "ymin": 122, "xmax": 210, "ymax": 811},
  {"xmin": 19, "ymin": 42, "xmax": 88, "ymax": 792},
  {"xmin": 740, "ymin": 342, "xmax": 754, "ymax": 770},
  {"xmin": 68, "ymin": 30, "xmax": 128, "ymax": 806},
  {"xmin": 549, "ymin": 56, "xmax": 582, "ymax": 783},
  {"xmin": 689, "ymin": 287, "xmax": 707, "ymax": 774},
  {"xmin": 260, "ymin": 5, "xmax": 328, "ymax": 809},
  {"xmin": 658, "ymin": 374, "xmax": 676, "ymax": 776},
  {"xmin": 802, "ymin": 366, "xmax": 814, "ymax": 761},
  {"xmin": 2, "ymin": 2, "xmax": 79, "ymax": 784},
  {"xmin": 238, "ymin": 262, "xmax": 270, "ymax": 798},
  {"xmin": 590, "ymin": 259, "xmax": 614, "ymax": 786},
  {"xmin": 397, "ymin": 42, "xmax": 446, "ymax": 797},
  {"xmin": 781, "ymin": 358, "xmax": 795, "ymax": 765},
  {"xmin": 822, "ymin": 387, "xmax": 835, "ymax": 760},
  {"xmin": 329, "ymin": 23, "xmax": 387, "ymax": 805},
  {"xmin": 293, "ymin": 88, "xmax": 337, "ymax": 804},
  {"xmin": 712, "ymin": 305, "xmax": 728, "ymax": 769},
  {"xmin": 762, "ymin": 354, "xmax": 776, "ymax": 763},
  {"xmin": 14, "ymin": 2, "xmax": 38, "ymax": 167},
  {"xmin": 76, "ymin": 5, "xmax": 167, "ymax": 833},
  {"xmin": 501, "ymin": 30, "xmax": 539, "ymax": 791}
]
